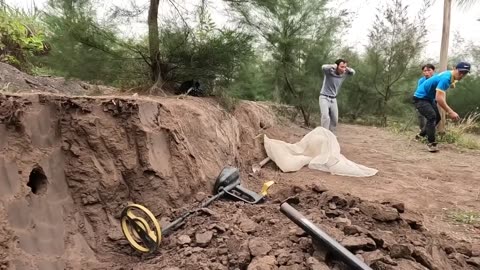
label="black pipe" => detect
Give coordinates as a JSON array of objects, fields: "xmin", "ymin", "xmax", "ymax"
[{"xmin": 280, "ymin": 202, "xmax": 372, "ymax": 270}]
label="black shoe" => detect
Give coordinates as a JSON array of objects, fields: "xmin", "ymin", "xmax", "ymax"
[
  {"xmin": 427, "ymin": 142, "xmax": 439, "ymax": 152},
  {"xmin": 415, "ymin": 134, "xmax": 426, "ymax": 142}
]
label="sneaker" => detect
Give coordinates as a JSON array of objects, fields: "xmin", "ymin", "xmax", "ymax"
[
  {"xmin": 414, "ymin": 134, "xmax": 426, "ymax": 142},
  {"xmin": 427, "ymin": 142, "xmax": 439, "ymax": 152}
]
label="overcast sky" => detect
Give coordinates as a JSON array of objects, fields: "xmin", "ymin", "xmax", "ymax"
[{"xmin": 8, "ymin": 0, "xmax": 480, "ymax": 60}]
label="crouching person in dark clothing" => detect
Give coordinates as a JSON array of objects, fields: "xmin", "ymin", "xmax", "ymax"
[
  {"xmin": 176, "ymin": 80, "xmax": 206, "ymax": 97},
  {"xmin": 412, "ymin": 62, "xmax": 471, "ymax": 152}
]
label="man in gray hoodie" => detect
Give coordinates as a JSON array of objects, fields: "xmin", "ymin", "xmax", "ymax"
[{"xmin": 319, "ymin": 59, "xmax": 355, "ymax": 134}]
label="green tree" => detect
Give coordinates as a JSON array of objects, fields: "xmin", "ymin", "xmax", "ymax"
[
  {"xmin": 363, "ymin": 0, "xmax": 431, "ymax": 126},
  {"xmin": 445, "ymin": 36, "xmax": 480, "ymax": 117},
  {"xmin": 228, "ymin": 54, "xmax": 275, "ymax": 101},
  {"xmin": 0, "ymin": 3, "xmax": 47, "ymax": 72},
  {"xmin": 336, "ymin": 48, "xmax": 379, "ymax": 122},
  {"xmin": 37, "ymin": 0, "xmax": 149, "ymax": 86},
  {"xmin": 38, "ymin": 0, "xmax": 255, "ymax": 94},
  {"xmin": 448, "ymin": 76, "xmax": 480, "ymax": 116},
  {"xmin": 227, "ymin": 0, "xmax": 349, "ymax": 126}
]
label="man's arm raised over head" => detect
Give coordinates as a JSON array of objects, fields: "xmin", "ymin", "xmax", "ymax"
[
  {"xmin": 346, "ymin": 67, "xmax": 355, "ymax": 76},
  {"xmin": 322, "ymin": 64, "xmax": 336, "ymax": 74}
]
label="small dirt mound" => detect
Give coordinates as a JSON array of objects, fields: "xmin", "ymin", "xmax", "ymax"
[{"xmin": 0, "ymin": 62, "xmax": 116, "ymax": 95}]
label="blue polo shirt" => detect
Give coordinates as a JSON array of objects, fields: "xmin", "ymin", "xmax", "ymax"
[
  {"xmin": 414, "ymin": 71, "xmax": 453, "ymax": 101},
  {"xmin": 417, "ymin": 77, "xmax": 426, "ymax": 86},
  {"xmin": 417, "ymin": 72, "xmax": 438, "ymax": 87}
]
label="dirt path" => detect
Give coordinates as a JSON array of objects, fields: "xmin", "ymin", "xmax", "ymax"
[{"xmin": 258, "ymin": 124, "xmax": 480, "ymax": 244}]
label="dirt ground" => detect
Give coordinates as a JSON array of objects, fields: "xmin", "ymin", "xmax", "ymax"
[
  {"xmin": 105, "ymin": 118, "xmax": 480, "ymax": 270},
  {"xmin": 1, "ymin": 84, "xmax": 480, "ymax": 269},
  {"xmin": 256, "ymin": 124, "xmax": 480, "ymax": 244}
]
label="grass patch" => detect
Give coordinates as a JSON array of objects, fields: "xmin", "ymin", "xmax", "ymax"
[
  {"xmin": 385, "ymin": 112, "xmax": 480, "ymax": 150},
  {"xmin": 438, "ymin": 112, "xmax": 480, "ymax": 149},
  {"xmin": 213, "ymin": 89, "xmax": 239, "ymax": 113},
  {"xmin": 446, "ymin": 209, "xmax": 480, "ymax": 225},
  {"xmin": 439, "ymin": 133, "xmax": 480, "ymax": 149}
]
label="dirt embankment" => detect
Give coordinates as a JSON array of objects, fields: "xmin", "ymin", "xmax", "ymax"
[
  {"xmin": 0, "ymin": 93, "xmax": 279, "ymax": 269},
  {"xmin": 0, "ymin": 92, "xmax": 479, "ymax": 270}
]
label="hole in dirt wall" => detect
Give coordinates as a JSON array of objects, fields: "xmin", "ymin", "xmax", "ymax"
[{"xmin": 27, "ymin": 166, "xmax": 48, "ymax": 195}]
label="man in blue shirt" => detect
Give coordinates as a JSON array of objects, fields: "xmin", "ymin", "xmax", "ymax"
[
  {"xmin": 413, "ymin": 61, "xmax": 471, "ymax": 152},
  {"xmin": 415, "ymin": 64, "xmax": 436, "ymax": 135}
]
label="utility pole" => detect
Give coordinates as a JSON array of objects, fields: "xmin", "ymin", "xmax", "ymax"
[{"xmin": 437, "ymin": 0, "xmax": 453, "ymax": 134}]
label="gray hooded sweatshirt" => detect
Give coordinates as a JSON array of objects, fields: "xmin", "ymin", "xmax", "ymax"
[{"xmin": 320, "ymin": 64, "xmax": 355, "ymax": 97}]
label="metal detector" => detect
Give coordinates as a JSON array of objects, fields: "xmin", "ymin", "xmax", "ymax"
[{"xmin": 120, "ymin": 166, "xmax": 274, "ymax": 254}]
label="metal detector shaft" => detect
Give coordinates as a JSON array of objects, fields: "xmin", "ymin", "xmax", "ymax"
[
  {"xmin": 162, "ymin": 190, "xmax": 225, "ymax": 235},
  {"xmin": 280, "ymin": 203, "xmax": 372, "ymax": 270},
  {"xmin": 162, "ymin": 180, "xmax": 238, "ymax": 235}
]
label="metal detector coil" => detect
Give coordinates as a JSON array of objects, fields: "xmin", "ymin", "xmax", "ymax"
[{"xmin": 120, "ymin": 203, "xmax": 162, "ymax": 253}]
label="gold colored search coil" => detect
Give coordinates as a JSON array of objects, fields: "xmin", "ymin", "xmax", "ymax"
[
  {"xmin": 120, "ymin": 203, "xmax": 162, "ymax": 253},
  {"xmin": 120, "ymin": 178, "xmax": 275, "ymax": 254}
]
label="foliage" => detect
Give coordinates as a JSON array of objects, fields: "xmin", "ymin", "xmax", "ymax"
[
  {"xmin": 337, "ymin": 48, "xmax": 381, "ymax": 123},
  {"xmin": 447, "ymin": 76, "xmax": 480, "ymax": 117},
  {"xmin": 227, "ymin": 0, "xmax": 350, "ymax": 126},
  {"xmin": 447, "ymin": 209, "xmax": 480, "ymax": 225},
  {"xmin": 0, "ymin": 3, "xmax": 47, "ymax": 72},
  {"xmin": 446, "ymin": 33, "xmax": 480, "ymax": 119},
  {"xmin": 33, "ymin": 0, "xmax": 148, "ymax": 86},
  {"xmin": 437, "ymin": 112, "xmax": 480, "ymax": 148},
  {"xmin": 35, "ymin": 0, "xmax": 255, "ymax": 93},
  {"xmin": 387, "ymin": 111, "xmax": 480, "ymax": 150},
  {"xmin": 227, "ymin": 55, "xmax": 275, "ymax": 101},
  {"xmin": 158, "ymin": 24, "xmax": 255, "ymax": 92},
  {"xmin": 361, "ymin": 0, "xmax": 431, "ymax": 126},
  {"xmin": 337, "ymin": 1, "xmax": 434, "ymax": 126}
]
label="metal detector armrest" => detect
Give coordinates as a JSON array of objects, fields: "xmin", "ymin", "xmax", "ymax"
[
  {"xmin": 225, "ymin": 184, "xmax": 265, "ymax": 204},
  {"xmin": 214, "ymin": 166, "xmax": 270, "ymax": 204}
]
